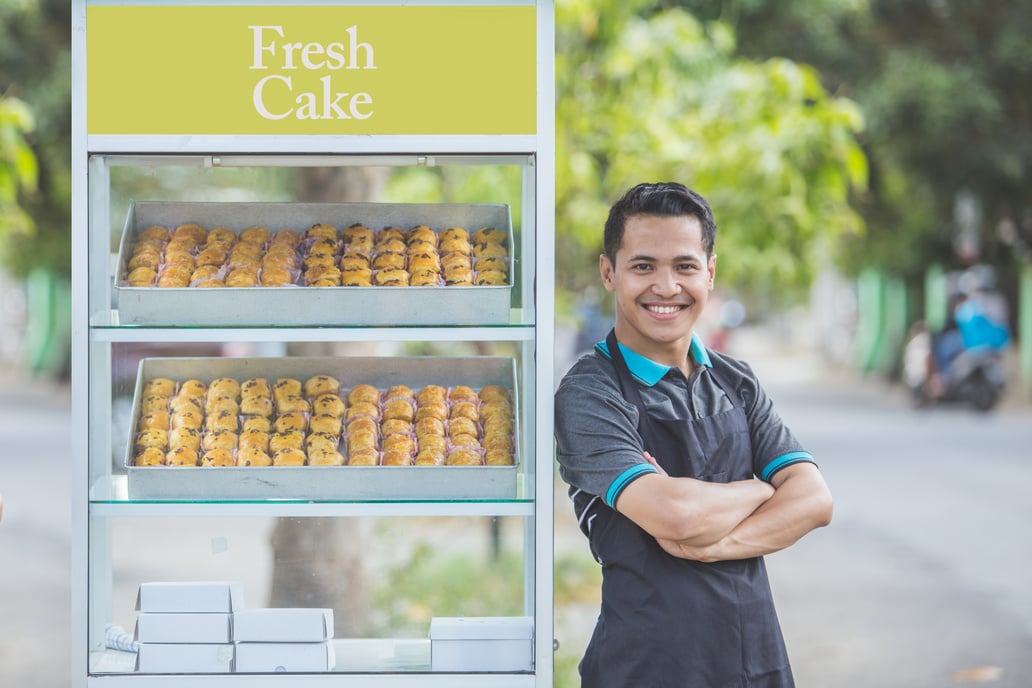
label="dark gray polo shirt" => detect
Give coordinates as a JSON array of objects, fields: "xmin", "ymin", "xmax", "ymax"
[{"xmin": 554, "ymin": 334, "xmax": 814, "ymax": 528}]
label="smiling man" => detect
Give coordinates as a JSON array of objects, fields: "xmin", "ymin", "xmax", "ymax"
[{"xmin": 555, "ymin": 182, "xmax": 833, "ymax": 687}]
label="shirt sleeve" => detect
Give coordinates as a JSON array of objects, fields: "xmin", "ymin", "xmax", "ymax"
[
  {"xmin": 554, "ymin": 360, "xmax": 658, "ymax": 507},
  {"xmin": 734, "ymin": 360, "xmax": 816, "ymax": 482}
]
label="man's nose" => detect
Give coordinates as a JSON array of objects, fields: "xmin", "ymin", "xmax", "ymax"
[{"xmin": 651, "ymin": 268, "xmax": 682, "ymax": 296}]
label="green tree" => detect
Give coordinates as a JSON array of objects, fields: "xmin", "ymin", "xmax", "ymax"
[
  {"xmin": 0, "ymin": 0, "xmax": 72, "ymax": 278},
  {"xmin": 555, "ymin": 1, "xmax": 867, "ymax": 319},
  {"xmin": 0, "ymin": 94, "xmax": 37, "ymax": 257},
  {"xmin": 689, "ymin": 0, "xmax": 1032, "ymax": 282}
]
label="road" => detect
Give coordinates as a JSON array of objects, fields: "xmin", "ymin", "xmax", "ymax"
[{"xmin": 1, "ymin": 346, "xmax": 1031, "ymax": 687}]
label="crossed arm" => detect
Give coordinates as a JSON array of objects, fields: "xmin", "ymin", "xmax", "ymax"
[{"xmin": 614, "ymin": 455, "xmax": 833, "ymax": 563}]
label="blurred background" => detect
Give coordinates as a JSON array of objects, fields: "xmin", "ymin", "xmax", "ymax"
[{"xmin": 2, "ymin": 1, "xmax": 1031, "ymax": 686}]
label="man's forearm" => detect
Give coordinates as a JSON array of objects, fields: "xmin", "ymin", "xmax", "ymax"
[{"xmin": 658, "ymin": 463, "xmax": 832, "ymax": 562}]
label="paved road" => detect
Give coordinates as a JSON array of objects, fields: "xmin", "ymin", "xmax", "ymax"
[{"xmin": 2, "ymin": 346, "xmax": 1031, "ymax": 687}]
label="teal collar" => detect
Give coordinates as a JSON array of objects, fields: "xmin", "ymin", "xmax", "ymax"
[{"xmin": 596, "ymin": 333, "xmax": 713, "ymax": 386}]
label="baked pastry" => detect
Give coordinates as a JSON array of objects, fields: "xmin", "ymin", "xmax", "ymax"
[
  {"xmin": 260, "ymin": 266, "xmax": 295, "ymax": 287},
  {"xmin": 340, "ymin": 252, "xmax": 371, "ymax": 271},
  {"xmin": 169, "ymin": 396, "xmax": 203, "ymax": 416},
  {"xmin": 381, "ymin": 434, "xmax": 415, "ymax": 455},
  {"xmin": 485, "ymin": 449, "xmax": 515, "ymax": 466},
  {"xmin": 194, "ymin": 277, "xmax": 226, "ymax": 288},
  {"xmin": 135, "ymin": 429, "xmax": 169, "ymax": 451},
  {"xmin": 347, "ymin": 402, "xmax": 380, "ymax": 422},
  {"xmin": 372, "ymin": 252, "xmax": 406, "ymax": 271},
  {"xmin": 448, "ymin": 417, "xmax": 479, "ymax": 439},
  {"xmin": 305, "ymin": 265, "xmax": 341, "ymax": 285},
  {"xmin": 408, "ymin": 251, "xmax": 441, "ymax": 272},
  {"xmin": 200, "ymin": 449, "xmax": 236, "ymax": 467},
  {"xmin": 309, "ymin": 415, "xmax": 343, "ymax": 436},
  {"xmin": 473, "ymin": 241, "xmax": 508, "ymax": 260},
  {"xmin": 271, "ymin": 228, "xmax": 303, "ymax": 247},
  {"xmin": 166, "ymin": 446, "xmax": 199, "ymax": 466},
  {"xmin": 126, "ymin": 267, "xmax": 158, "ymax": 286},
  {"xmin": 127, "ymin": 249, "xmax": 161, "ymax": 272},
  {"xmin": 304, "ymin": 374, "xmax": 340, "ymax": 397},
  {"xmin": 441, "ymin": 253, "xmax": 472, "ymax": 271},
  {"xmin": 138, "ymin": 225, "xmax": 170, "ymax": 242},
  {"xmin": 473, "ymin": 226, "xmax": 506, "ymax": 245},
  {"xmin": 346, "ymin": 416, "xmax": 379, "ymax": 437},
  {"xmin": 272, "ymin": 447, "xmax": 306, "ymax": 466},
  {"xmin": 475, "ymin": 270, "xmax": 508, "ymax": 286},
  {"xmin": 177, "ymin": 379, "xmax": 208, "ymax": 404},
  {"xmin": 381, "ymin": 449, "xmax": 412, "ymax": 466},
  {"xmin": 138, "ymin": 410, "xmax": 171, "ymax": 432},
  {"xmin": 346, "ymin": 430, "xmax": 378, "ymax": 453},
  {"xmin": 374, "ymin": 268, "xmax": 410, "ymax": 286},
  {"xmin": 347, "ymin": 384, "xmax": 380, "ymax": 406},
  {"xmin": 135, "ymin": 447, "xmax": 166, "ymax": 466},
  {"xmin": 342, "ymin": 269, "xmax": 374, "ymax": 286},
  {"xmin": 273, "ymin": 378, "xmax": 303, "ymax": 400},
  {"xmin": 347, "ymin": 448, "xmax": 380, "ymax": 466},
  {"xmin": 270, "ymin": 449, "xmax": 305, "ymax": 466},
  {"xmin": 205, "ymin": 396, "xmax": 240, "ymax": 417},
  {"xmin": 169, "ymin": 426, "xmax": 202, "ymax": 451},
  {"xmin": 242, "ymin": 377, "xmax": 271, "ymax": 398},
  {"xmin": 483, "ymin": 434, "xmax": 514, "ymax": 454},
  {"xmin": 409, "ymin": 269, "xmax": 441, "ymax": 286},
  {"xmin": 173, "ymin": 223, "xmax": 208, "ymax": 244},
  {"xmin": 241, "ymin": 415, "xmax": 273, "ymax": 433},
  {"xmin": 238, "ymin": 447, "xmax": 273, "ymax": 466},
  {"xmin": 204, "ymin": 410, "xmax": 239, "ymax": 433},
  {"xmin": 308, "ymin": 448, "xmax": 345, "ymax": 466},
  {"xmin": 407, "ymin": 225, "xmax": 437, "ymax": 247},
  {"xmin": 226, "ymin": 268, "xmax": 259, "ymax": 287},
  {"xmin": 417, "ymin": 385, "xmax": 447, "ymax": 405},
  {"xmin": 343, "ymin": 223, "xmax": 374, "ymax": 248},
  {"xmin": 416, "ymin": 433, "xmax": 447, "ymax": 454},
  {"xmin": 274, "ymin": 412, "xmax": 308, "ymax": 433},
  {"xmin": 312, "ymin": 394, "xmax": 346, "ymax": 419},
  {"xmin": 474, "ymin": 256, "xmax": 509, "ymax": 275},
  {"xmin": 201, "ymin": 430, "xmax": 237, "ymax": 452},
  {"xmin": 415, "ymin": 401, "xmax": 448, "ymax": 422},
  {"xmin": 376, "ymin": 226, "xmax": 406, "ymax": 244},
  {"xmin": 383, "ymin": 399, "xmax": 415, "ymax": 423},
  {"xmin": 439, "ymin": 227, "xmax": 469, "ymax": 243},
  {"xmin": 385, "ymin": 385, "xmax": 414, "ymax": 401},
  {"xmin": 269, "ymin": 429, "xmax": 304, "ymax": 453},
  {"xmin": 277, "ymin": 395, "xmax": 311, "ymax": 414},
  {"xmin": 170, "ymin": 408, "xmax": 203, "ymax": 431},
  {"xmin": 307, "ymin": 223, "xmax": 338, "ymax": 240},
  {"xmin": 306, "ymin": 431, "xmax": 340, "ymax": 454},
  {"xmin": 449, "ymin": 386, "xmax": 479, "ymax": 403},
  {"xmin": 414, "ymin": 449, "xmax": 446, "ymax": 466},
  {"xmin": 414, "ymin": 417, "xmax": 445, "ymax": 437},
  {"xmin": 195, "ymin": 246, "xmax": 228, "ymax": 268},
  {"xmin": 446, "ymin": 448, "xmax": 482, "ymax": 466},
  {"xmin": 380, "ymin": 418, "xmax": 411, "ymax": 437},
  {"xmin": 156, "ymin": 265, "xmax": 192, "ymax": 288},
  {"xmin": 439, "ymin": 237, "xmax": 472, "ymax": 256},
  {"xmin": 450, "ymin": 433, "xmax": 481, "ymax": 449},
  {"xmin": 443, "ymin": 268, "xmax": 474, "ymax": 286},
  {"xmin": 240, "ymin": 395, "xmax": 273, "ymax": 417},
  {"xmin": 480, "ymin": 385, "xmax": 511, "ymax": 403},
  {"xmin": 450, "ymin": 401, "xmax": 480, "ymax": 423},
  {"xmin": 239, "ymin": 226, "xmax": 271, "ymax": 245},
  {"xmin": 238, "ymin": 429, "xmax": 269, "ymax": 453}
]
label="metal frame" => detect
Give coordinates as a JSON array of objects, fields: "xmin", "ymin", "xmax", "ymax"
[{"xmin": 71, "ymin": 0, "xmax": 555, "ymax": 685}]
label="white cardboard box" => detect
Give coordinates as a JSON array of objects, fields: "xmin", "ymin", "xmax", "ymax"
[
  {"xmin": 233, "ymin": 608, "xmax": 334, "ymax": 642},
  {"xmin": 135, "ymin": 612, "xmax": 233, "ymax": 644},
  {"xmin": 429, "ymin": 616, "xmax": 533, "ymax": 672},
  {"xmin": 136, "ymin": 582, "xmax": 243, "ymax": 614},
  {"xmin": 235, "ymin": 641, "xmax": 336, "ymax": 673},
  {"xmin": 135, "ymin": 643, "xmax": 234, "ymax": 673}
]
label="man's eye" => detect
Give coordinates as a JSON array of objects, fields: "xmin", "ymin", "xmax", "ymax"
[
  {"xmin": 678, "ymin": 263, "xmax": 698, "ymax": 272},
  {"xmin": 631, "ymin": 263, "xmax": 652, "ymax": 272}
]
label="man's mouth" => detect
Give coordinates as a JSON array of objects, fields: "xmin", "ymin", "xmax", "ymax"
[{"xmin": 644, "ymin": 304, "xmax": 687, "ymax": 315}]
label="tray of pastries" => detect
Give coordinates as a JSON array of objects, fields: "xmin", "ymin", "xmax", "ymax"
[
  {"xmin": 123, "ymin": 355, "xmax": 521, "ymax": 500},
  {"xmin": 113, "ymin": 201, "xmax": 514, "ymax": 326}
]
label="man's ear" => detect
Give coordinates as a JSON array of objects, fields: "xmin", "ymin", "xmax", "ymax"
[
  {"xmin": 599, "ymin": 253, "xmax": 615, "ymax": 291},
  {"xmin": 708, "ymin": 253, "xmax": 717, "ymax": 290}
]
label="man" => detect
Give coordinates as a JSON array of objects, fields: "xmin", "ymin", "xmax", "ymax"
[{"xmin": 554, "ymin": 182, "xmax": 833, "ymax": 687}]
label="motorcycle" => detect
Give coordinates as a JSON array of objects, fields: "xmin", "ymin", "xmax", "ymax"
[{"xmin": 902, "ymin": 323, "xmax": 1007, "ymax": 411}]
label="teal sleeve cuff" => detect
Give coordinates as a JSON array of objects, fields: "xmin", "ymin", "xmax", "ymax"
[
  {"xmin": 761, "ymin": 451, "xmax": 815, "ymax": 482},
  {"xmin": 605, "ymin": 463, "xmax": 659, "ymax": 507}
]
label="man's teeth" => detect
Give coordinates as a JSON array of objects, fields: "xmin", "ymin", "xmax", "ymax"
[{"xmin": 647, "ymin": 305, "xmax": 682, "ymax": 314}]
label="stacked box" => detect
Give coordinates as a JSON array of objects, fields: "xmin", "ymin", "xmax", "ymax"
[
  {"xmin": 133, "ymin": 582, "xmax": 243, "ymax": 673},
  {"xmin": 430, "ymin": 616, "xmax": 534, "ymax": 672},
  {"xmin": 233, "ymin": 608, "xmax": 336, "ymax": 672}
]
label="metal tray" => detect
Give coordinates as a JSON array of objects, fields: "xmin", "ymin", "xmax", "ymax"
[
  {"xmin": 124, "ymin": 356, "xmax": 521, "ymax": 500},
  {"xmin": 113, "ymin": 201, "xmax": 514, "ymax": 326}
]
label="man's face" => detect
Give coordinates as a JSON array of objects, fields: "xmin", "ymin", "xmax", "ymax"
[{"xmin": 599, "ymin": 214, "xmax": 715, "ymax": 365}]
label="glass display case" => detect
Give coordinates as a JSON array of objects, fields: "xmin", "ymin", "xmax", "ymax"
[{"xmin": 71, "ymin": 3, "xmax": 554, "ymax": 686}]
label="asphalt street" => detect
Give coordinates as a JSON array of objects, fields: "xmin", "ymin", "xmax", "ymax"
[{"xmin": 1, "ymin": 338, "xmax": 1031, "ymax": 687}]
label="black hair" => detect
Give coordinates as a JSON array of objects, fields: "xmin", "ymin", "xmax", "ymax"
[{"xmin": 602, "ymin": 182, "xmax": 717, "ymax": 262}]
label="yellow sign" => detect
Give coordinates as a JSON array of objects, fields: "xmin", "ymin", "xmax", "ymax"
[{"xmin": 86, "ymin": 5, "xmax": 536, "ymax": 135}]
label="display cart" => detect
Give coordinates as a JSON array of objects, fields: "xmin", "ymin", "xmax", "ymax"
[{"xmin": 71, "ymin": 2, "xmax": 555, "ymax": 685}]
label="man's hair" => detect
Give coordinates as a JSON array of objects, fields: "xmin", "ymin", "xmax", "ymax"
[{"xmin": 603, "ymin": 182, "xmax": 717, "ymax": 262}]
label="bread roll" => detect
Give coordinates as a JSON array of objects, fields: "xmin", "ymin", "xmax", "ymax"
[
  {"xmin": 200, "ymin": 449, "xmax": 236, "ymax": 467},
  {"xmin": 347, "ymin": 447, "xmax": 380, "ymax": 466},
  {"xmin": 304, "ymin": 375, "xmax": 341, "ymax": 398},
  {"xmin": 238, "ymin": 447, "xmax": 273, "ymax": 467},
  {"xmin": 134, "ymin": 447, "xmax": 165, "ymax": 466},
  {"xmin": 272, "ymin": 447, "xmax": 306, "ymax": 466},
  {"xmin": 446, "ymin": 448, "xmax": 482, "ymax": 466},
  {"xmin": 166, "ymin": 446, "xmax": 199, "ymax": 466},
  {"xmin": 308, "ymin": 448, "xmax": 345, "ymax": 466}
]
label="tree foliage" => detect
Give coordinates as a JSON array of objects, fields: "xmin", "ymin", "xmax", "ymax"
[
  {"xmin": 0, "ymin": 94, "xmax": 37, "ymax": 259},
  {"xmin": 0, "ymin": 0, "xmax": 71, "ymax": 278},
  {"xmin": 555, "ymin": 1, "xmax": 867, "ymax": 317},
  {"xmin": 689, "ymin": 0, "xmax": 1032, "ymax": 281}
]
